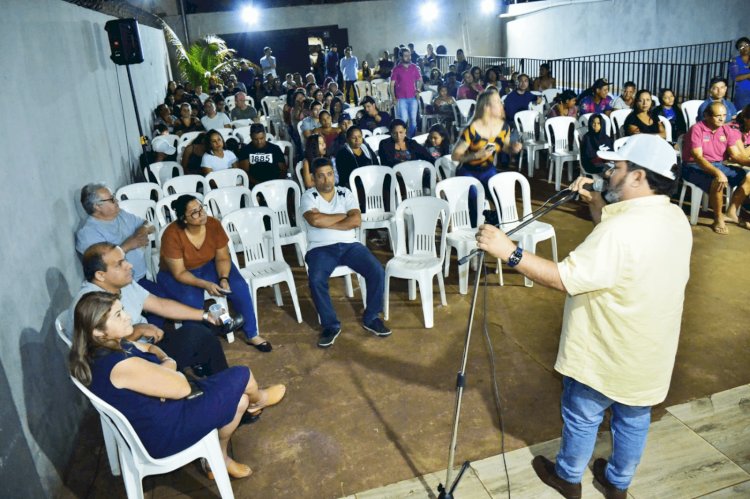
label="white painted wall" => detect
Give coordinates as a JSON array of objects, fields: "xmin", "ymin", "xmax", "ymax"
[
  {"xmin": 502, "ymin": 0, "xmax": 749, "ymax": 59},
  {"xmin": 163, "ymin": 0, "xmax": 502, "ymax": 66},
  {"xmin": 0, "ymin": 0, "xmax": 170, "ymax": 495}
]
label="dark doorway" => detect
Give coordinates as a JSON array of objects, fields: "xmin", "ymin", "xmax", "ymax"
[{"xmin": 221, "ymin": 25, "xmax": 349, "ymax": 77}]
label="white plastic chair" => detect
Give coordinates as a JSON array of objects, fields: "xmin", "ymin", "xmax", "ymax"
[
  {"xmin": 384, "ymin": 197, "xmax": 450, "ymax": 328},
  {"xmin": 678, "ymin": 180, "xmax": 733, "ymax": 226},
  {"xmin": 204, "ymin": 187, "xmax": 253, "ymax": 219},
  {"xmin": 230, "ymin": 118, "xmax": 253, "ymax": 128},
  {"xmin": 372, "ymin": 126, "xmax": 389, "ymax": 136},
  {"xmin": 222, "ymin": 208, "xmax": 302, "ymax": 332},
  {"xmin": 205, "ymin": 169, "xmax": 249, "ymax": 189},
  {"xmin": 578, "ymin": 113, "xmax": 613, "ymax": 137},
  {"xmin": 116, "ymin": 182, "xmax": 162, "ymax": 201},
  {"xmin": 294, "ymin": 161, "xmax": 306, "ymax": 190},
  {"xmin": 454, "ymin": 99, "xmax": 476, "ymax": 129},
  {"xmin": 55, "ymin": 313, "xmax": 122, "ymax": 478},
  {"xmin": 250, "ymin": 180, "xmax": 306, "ymax": 266},
  {"xmin": 343, "ymin": 106, "xmax": 363, "ymax": 120},
  {"xmin": 350, "ymin": 165, "xmax": 397, "ymax": 250},
  {"xmin": 545, "ymin": 116, "xmax": 579, "ymax": 191},
  {"xmin": 515, "ymin": 110, "xmax": 548, "ymax": 177},
  {"xmin": 69, "ymin": 376, "xmax": 235, "ymax": 499},
  {"xmin": 155, "ymin": 192, "xmax": 203, "ymax": 227},
  {"xmin": 435, "ymin": 155, "xmax": 458, "ymax": 181},
  {"xmin": 488, "ymin": 172, "xmax": 557, "ymax": 287},
  {"xmin": 224, "ymin": 94, "xmax": 235, "ymax": 111},
  {"xmin": 437, "ymin": 177, "xmax": 484, "ymax": 295},
  {"xmin": 658, "ymin": 115, "xmax": 673, "ymax": 142},
  {"xmin": 413, "ymin": 133, "xmax": 429, "ymax": 145},
  {"xmin": 163, "ymin": 175, "xmax": 209, "ymax": 196},
  {"xmin": 354, "ymin": 81, "xmax": 372, "ymax": 102},
  {"xmin": 146, "ymin": 162, "xmax": 183, "ymax": 186},
  {"xmin": 119, "ymin": 199, "xmax": 157, "ymax": 225},
  {"xmin": 393, "ymin": 160, "xmax": 437, "ymax": 203},
  {"xmin": 610, "ymin": 108, "xmax": 633, "ymax": 139},
  {"xmin": 681, "ymin": 100, "xmax": 703, "ymax": 129},
  {"xmin": 232, "ymin": 126, "xmax": 251, "ymax": 144},
  {"xmin": 269, "ymin": 139, "xmax": 295, "ymax": 175},
  {"xmin": 541, "ymin": 88, "xmax": 561, "ymax": 105},
  {"xmin": 418, "ymin": 91, "xmax": 439, "ymax": 132},
  {"xmin": 361, "ymin": 129, "xmax": 373, "ymax": 138},
  {"xmin": 364, "ymin": 134, "xmax": 390, "ymax": 153},
  {"xmin": 613, "ymin": 136, "xmax": 630, "ymax": 151}
]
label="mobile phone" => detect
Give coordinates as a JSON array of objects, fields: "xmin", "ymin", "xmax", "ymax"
[
  {"xmin": 484, "ymin": 143, "xmax": 496, "ymax": 150},
  {"xmin": 218, "ymin": 288, "xmax": 232, "ymax": 295}
]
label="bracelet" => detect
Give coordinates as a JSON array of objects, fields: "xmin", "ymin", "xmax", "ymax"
[{"xmin": 219, "ymin": 276, "xmax": 229, "ymax": 282}]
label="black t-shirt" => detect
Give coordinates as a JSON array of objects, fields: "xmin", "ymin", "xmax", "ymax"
[
  {"xmin": 237, "ymin": 142, "xmax": 286, "ymax": 184},
  {"xmin": 624, "ymin": 112, "xmax": 660, "ymax": 135}
]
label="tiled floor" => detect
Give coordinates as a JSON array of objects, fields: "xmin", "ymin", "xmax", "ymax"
[{"xmin": 347, "ymin": 384, "xmax": 750, "ymax": 498}]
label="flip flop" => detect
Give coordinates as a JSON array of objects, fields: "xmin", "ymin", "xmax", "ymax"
[{"xmin": 247, "ymin": 384, "xmax": 286, "ymax": 415}]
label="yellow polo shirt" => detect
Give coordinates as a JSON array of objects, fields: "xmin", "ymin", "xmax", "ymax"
[{"xmin": 556, "ymin": 195, "xmax": 692, "ymax": 406}]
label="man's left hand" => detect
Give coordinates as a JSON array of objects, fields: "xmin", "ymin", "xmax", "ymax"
[{"xmin": 476, "ymin": 224, "xmax": 516, "ymax": 261}]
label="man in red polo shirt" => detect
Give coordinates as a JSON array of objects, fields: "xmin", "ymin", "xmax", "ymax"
[
  {"xmin": 389, "ymin": 47, "xmax": 422, "ymax": 138},
  {"xmin": 682, "ymin": 102, "xmax": 750, "ymax": 234}
]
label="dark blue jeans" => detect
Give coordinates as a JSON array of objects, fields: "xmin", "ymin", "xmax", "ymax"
[{"xmin": 305, "ymin": 242, "xmax": 384, "ymax": 330}]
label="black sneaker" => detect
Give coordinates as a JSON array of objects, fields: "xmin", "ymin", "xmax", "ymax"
[
  {"xmin": 317, "ymin": 327, "xmax": 341, "ymax": 348},
  {"xmin": 363, "ymin": 318, "xmax": 392, "ymax": 337}
]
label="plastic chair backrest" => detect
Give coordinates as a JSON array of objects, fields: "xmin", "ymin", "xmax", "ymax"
[
  {"xmin": 225, "ymin": 95, "xmax": 236, "ymax": 111},
  {"xmin": 295, "ymin": 161, "xmax": 305, "ymax": 189},
  {"xmin": 116, "ymin": 182, "xmax": 162, "ymax": 201},
  {"xmin": 250, "ymin": 179, "xmax": 301, "ymax": 231},
  {"xmin": 270, "ymin": 139, "xmax": 294, "ymax": 172},
  {"xmin": 119, "ymin": 199, "xmax": 158, "ymax": 225},
  {"xmin": 393, "ymin": 160, "xmax": 437, "ymax": 201},
  {"xmin": 456, "ymin": 99, "xmax": 476, "ymax": 121},
  {"xmin": 418, "ymin": 91, "xmax": 434, "ymax": 110},
  {"xmin": 361, "ymin": 129, "xmax": 373, "ymax": 138},
  {"xmin": 681, "ymin": 100, "xmax": 702, "ymax": 129},
  {"xmin": 436, "ymin": 176, "xmax": 484, "ymax": 231},
  {"xmin": 147, "ymin": 161, "xmax": 183, "ymax": 186},
  {"xmin": 393, "ymin": 197, "xmax": 449, "ymax": 258},
  {"xmin": 232, "ymin": 126, "xmax": 251, "ymax": 144},
  {"xmin": 216, "ymin": 128, "xmax": 233, "ymax": 141},
  {"xmin": 364, "ymin": 134, "xmax": 390, "ymax": 153},
  {"xmin": 614, "ymin": 137, "xmax": 630, "ymax": 151},
  {"xmin": 155, "ymin": 192, "xmax": 203, "ymax": 226},
  {"xmin": 545, "ymin": 116, "xmax": 577, "ymax": 152},
  {"xmin": 55, "ymin": 311, "xmax": 72, "ymax": 348},
  {"xmin": 488, "ymin": 171, "xmax": 533, "ymax": 233},
  {"xmin": 354, "ymin": 81, "xmax": 372, "ymax": 101},
  {"xmin": 230, "ymin": 119, "xmax": 253, "ymax": 129},
  {"xmin": 163, "ymin": 175, "xmax": 209, "ymax": 196},
  {"xmin": 657, "ymin": 115, "xmax": 673, "ymax": 142},
  {"xmin": 542, "ymin": 88, "xmax": 561, "ymax": 104},
  {"xmin": 413, "ymin": 133, "xmax": 429, "ymax": 145},
  {"xmin": 435, "ymin": 155, "xmax": 458, "ymax": 181},
  {"xmin": 610, "ymin": 108, "xmax": 633, "ymax": 137},
  {"xmin": 515, "ymin": 110, "xmax": 543, "ymax": 142},
  {"xmin": 222, "ymin": 207, "xmax": 279, "ymax": 267},
  {"xmin": 178, "ymin": 131, "xmax": 201, "ymax": 147},
  {"xmin": 349, "ymin": 165, "xmax": 396, "ymax": 215},
  {"xmin": 578, "ymin": 113, "xmax": 613, "ymax": 137},
  {"xmin": 206, "ymin": 169, "xmax": 249, "ymax": 189},
  {"xmin": 373, "ymin": 126, "xmax": 389, "ymax": 136},
  {"xmin": 344, "ymin": 106, "xmax": 363, "ymax": 120},
  {"xmin": 204, "ymin": 186, "xmax": 253, "ymax": 219}
]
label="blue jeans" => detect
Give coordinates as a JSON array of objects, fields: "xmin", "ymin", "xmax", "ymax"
[
  {"xmin": 555, "ymin": 377, "xmax": 651, "ymax": 489},
  {"xmin": 457, "ymin": 166, "xmax": 496, "ymax": 227},
  {"xmin": 396, "ymin": 97, "xmax": 419, "ymax": 137},
  {"xmin": 157, "ymin": 260, "xmax": 258, "ymax": 338},
  {"xmin": 305, "ymin": 242, "xmax": 384, "ymax": 330}
]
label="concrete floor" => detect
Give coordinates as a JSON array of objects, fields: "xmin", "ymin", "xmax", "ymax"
[{"xmin": 57, "ymin": 178, "xmax": 750, "ymax": 499}]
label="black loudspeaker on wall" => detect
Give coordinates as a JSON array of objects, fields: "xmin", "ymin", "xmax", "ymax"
[{"xmin": 104, "ymin": 18, "xmax": 144, "ymax": 65}]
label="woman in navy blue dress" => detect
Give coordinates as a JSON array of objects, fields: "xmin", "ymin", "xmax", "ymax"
[{"xmin": 69, "ymin": 292, "xmax": 286, "ymax": 479}]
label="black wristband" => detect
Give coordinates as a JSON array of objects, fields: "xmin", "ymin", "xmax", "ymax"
[{"xmin": 219, "ymin": 276, "xmax": 229, "ymax": 282}]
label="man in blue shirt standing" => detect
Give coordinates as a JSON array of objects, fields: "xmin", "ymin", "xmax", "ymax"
[
  {"xmin": 339, "ymin": 46, "xmax": 359, "ymax": 105},
  {"xmin": 325, "ymin": 44, "xmax": 339, "ymax": 83}
]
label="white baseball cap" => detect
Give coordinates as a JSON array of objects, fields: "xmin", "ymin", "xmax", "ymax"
[
  {"xmin": 597, "ymin": 135, "xmax": 677, "ymax": 180},
  {"xmin": 152, "ymin": 136, "xmax": 176, "ymax": 155}
]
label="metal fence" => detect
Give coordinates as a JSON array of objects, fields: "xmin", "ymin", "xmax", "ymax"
[{"xmin": 435, "ymin": 40, "xmax": 736, "ymax": 102}]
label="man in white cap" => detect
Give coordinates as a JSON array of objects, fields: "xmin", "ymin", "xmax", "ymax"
[{"xmin": 477, "ymin": 134, "xmax": 692, "ymax": 499}]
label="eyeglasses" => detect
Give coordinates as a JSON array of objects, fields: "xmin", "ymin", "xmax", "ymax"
[
  {"xmin": 188, "ymin": 204, "xmax": 207, "ymax": 219},
  {"xmin": 97, "ymin": 197, "xmax": 118, "ymax": 205}
]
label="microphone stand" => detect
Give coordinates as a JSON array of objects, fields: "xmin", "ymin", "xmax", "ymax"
[{"xmin": 437, "ymin": 188, "xmax": 578, "ymax": 499}]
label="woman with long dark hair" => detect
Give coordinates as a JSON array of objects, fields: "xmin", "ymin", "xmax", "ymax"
[
  {"xmin": 653, "ymin": 88, "xmax": 687, "ymax": 141},
  {"xmin": 580, "ymin": 114, "xmax": 614, "ymax": 175},
  {"xmin": 200, "ymin": 130, "xmax": 238, "ymax": 175},
  {"xmin": 302, "ymin": 133, "xmax": 329, "ymax": 188},
  {"xmin": 624, "ymin": 89, "xmax": 666, "ymax": 138}
]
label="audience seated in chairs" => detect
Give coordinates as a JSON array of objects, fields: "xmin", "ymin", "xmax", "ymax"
[
  {"xmin": 301, "ymin": 157, "xmax": 391, "ymax": 348},
  {"xmin": 302, "ymin": 133, "xmax": 330, "ymax": 189},
  {"xmin": 580, "ymin": 114, "xmax": 614, "ymax": 175},
  {"xmin": 201, "ymin": 100, "xmax": 231, "ymax": 131},
  {"xmin": 653, "ymin": 88, "xmax": 687, "ymax": 141},
  {"xmin": 358, "ymin": 96, "xmax": 392, "ymax": 132},
  {"xmin": 334, "ymin": 125, "xmax": 379, "ymax": 189},
  {"xmin": 681, "ymin": 102, "xmax": 750, "ymax": 234},
  {"xmin": 312, "ymin": 110, "xmax": 342, "ymax": 152},
  {"xmin": 503, "ymin": 73, "xmax": 543, "ymax": 126},
  {"xmin": 547, "ymin": 90, "xmax": 579, "ymax": 119},
  {"xmin": 329, "ymin": 114, "xmax": 353, "ymax": 157},
  {"xmin": 456, "ymin": 70, "xmax": 484, "ymax": 101},
  {"xmin": 484, "ymin": 67, "xmax": 502, "ymax": 90},
  {"xmin": 471, "ymin": 66, "xmax": 484, "ymax": 87},
  {"xmin": 432, "ymin": 85, "xmax": 457, "ymax": 128},
  {"xmin": 173, "ymin": 103, "xmax": 203, "ymax": 136},
  {"xmin": 378, "ymin": 119, "xmax": 435, "ymax": 166},
  {"xmin": 201, "ymin": 130, "xmax": 238, "ymax": 175},
  {"xmin": 69, "ymin": 243, "xmax": 229, "ymax": 378},
  {"xmin": 624, "ymin": 89, "xmax": 666, "ymax": 139},
  {"xmin": 425, "ymin": 124, "xmax": 451, "ymax": 160},
  {"xmin": 69, "ymin": 291, "xmax": 285, "ymax": 479},
  {"xmin": 236, "ymin": 124, "xmax": 287, "ymax": 187},
  {"xmin": 611, "ymin": 81, "xmax": 637, "ymax": 110},
  {"xmin": 181, "ymin": 132, "xmax": 207, "ymax": 176},
  {"xmin": 578, "ymin": 78, "xmax": 614, "ymax": 116},
  {"xmin": 155, "ymin": 104, "xmax": 178, "ymax": 133},
  {"xmin": 156, "ymin": 195, "xmax": 272, "ymax": 351},
  {"xmin": 300, "ymin": 100, "xmax": 323, "ymax": 140},
  {"xmin": 229, "ymin": 92, "xmax": 259, "ymax": 122},
  {"xmin": 696, "ymin": 76, "xmax": 739, "ymax": 122},
  {"xmin": 329, "ymin": 97, "xmax": 346, "ymax": 125}
]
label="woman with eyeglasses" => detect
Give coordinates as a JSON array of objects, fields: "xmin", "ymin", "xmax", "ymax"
[
  {"xmin": 69, "ymin": 292, "xmax": 285, "ymax": 479},
  {"xmin": 157, "ymin": 195, "xmax": 272, "ymax": 352},
  {"xmin": 730, "ymin": 37, "xmax": 750, "ymax": 110}
]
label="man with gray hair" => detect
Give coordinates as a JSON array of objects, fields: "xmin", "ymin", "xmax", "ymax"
[
  {"xmin": 229, "ymin": 91, "xmax": 259, "ymax": 122},
  {"xmin": 76, "ymin": 183, "xmax": 158, "ymax": 295},
  {"xmin": 477, "ymin": 135, "xmax": 693, "ymax": 499}
]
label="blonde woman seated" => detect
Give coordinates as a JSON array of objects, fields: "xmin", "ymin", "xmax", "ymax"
[{"xmin": 69, "ymin": 292, "xmax": 286, "ymax": 478}]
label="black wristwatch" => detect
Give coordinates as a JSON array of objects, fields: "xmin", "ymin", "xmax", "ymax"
[{"xmin": 506, "ymin": 246, "xmax": 523, "ymax": 268}]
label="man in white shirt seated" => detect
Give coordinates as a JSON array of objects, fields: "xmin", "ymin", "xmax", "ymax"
[
  {"xmin": 201, "ymin": 98, "xmax": 231, "ymax": 130},
  {"xmin": 301, "ymin": 157, "xmax": 391, "ymax": 348}
]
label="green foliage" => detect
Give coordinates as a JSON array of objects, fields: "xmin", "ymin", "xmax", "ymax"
[{"xmin": 169, "ymin": 34, "xmax": 239, "ymax": 88}]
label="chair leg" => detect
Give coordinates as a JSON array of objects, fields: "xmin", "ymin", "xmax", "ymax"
[
  {"xmin": 444, "ymin": 246, "xmax": 452, "ymax": 278},
  {"xmin": 294, "ymin": 241, "xmax": 305, "ymax": 266},
  {"xmin": 437, "ymin": 272, "xmax": 447, "ymax": 306},
  {"xmin": 101, "ymin": 418, "xmax": 121, "ymax": 476},
  {"xmin": 457, "ymin": 258, "xmax": 469, "ymax": 295},
  {"xmin": 204, "ymin": 435, "xmax": 235, "ymax": 499},
  {"xmin": 690, "ymin": 185, "xmax": 702, "ymax": 225},
  {"xmin": 118, "ymin": 453, "xmax": 145, "ymax": 499},
  {"xmin": 383, "ymin": 274, "xmax": 391, "ymax": 320},
  {"xmin": 344, "ymin": 273, "xmax": 354, "ymax": 298},
  {"xmin": 286, "ymin": 275, "xmax": 303, "ymax": 323},
  {"xmin": 273, "ymin": 284, "xmax": 283, "ymax": 306},
  {"xmin": 418, "ymin": 276, "xmax": 434, "ymax": 328},
  {"xmin": 251, "ymin": 286, "xmax": 260, "ymax": 333},
  {"xmin": 408, "ymin": 279, "xmax": 416, "ymax": 300}
]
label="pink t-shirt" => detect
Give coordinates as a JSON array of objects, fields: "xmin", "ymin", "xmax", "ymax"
[
  {"xmin": 391, "ymin": 63, "xmax": 421, "ymax": 99},
  {"xmin": 683, "ymin": 121, "xmax": 741, "ymax": 163}
]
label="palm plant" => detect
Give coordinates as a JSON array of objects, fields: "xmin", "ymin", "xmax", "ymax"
[{"xmin": 170, "ymin": 35, "xmax": 239, "ymax": 88}]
